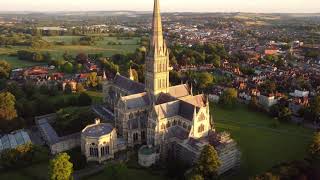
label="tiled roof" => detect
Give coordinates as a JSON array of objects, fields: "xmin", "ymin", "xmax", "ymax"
[{"xmin": 113, "ymin": 74, "xmax": 145, "ymax": 95}]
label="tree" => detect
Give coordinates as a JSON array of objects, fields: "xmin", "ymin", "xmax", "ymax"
[
  {"xmin": 189, "ymin": 174, "xmax": 204, "ymax": 180},
  {"xmin": 0, "ymin": 143, "xmax": 48, "ymax": 169},
  {"xmin": 170, "ymin": 71, "xmax": 181, "ymax": 86},
  {"xmin": 249, "ymin": 96, "xmax": 260, "ymax": 111},
  {"xmin": 206, "ymin": 54, "xmax": 221, "ymax": 67},
  {"xmin": 6, "ymin": 82, "xmax": 25, "ymax": 100},
  {"xmin": 76, "ymin": 53, "xmax": 88, "ymax": 64},
  {"xmin": 75, "ymin": 63, "xmax": 83, "ymax": 73},
  {"xmin": 0, "ymin": 92, "xmax": 17, "ymax": 121},
  {"xmin": 78, "ymin": 92, "xmax": 92, "ymax": 106},
  {"xmin": 194, "ymin": 145, "xmax": 221, "ymax": 179},
  {"xmin": 63, "ymin": 62, "xmax": 74, "ymax": 74},
  {"xmin": 195, "ymin": 72, "xmax": 214, "ymax": 90},
  {"xmin": 310, "ymin": 132, "xmax": 320, "ymax": 159},
  {"xmin": 310, "ymin": 95, "xmax": 320, "ymax": 123},
  {"xmin": 49, "ymin": 153, "xmax": 73, "ymax": 180},
  {"xmin": 219, "ymin": 88, "xmax": 238, "ymax": 108},
  {"xmin": 0, "ymin": 60, "xmax": 11, "ymax": 79},
  {"xmin": 86, "ymin": 72, "xmax": 98, "ymax": 88},
  {"xmin": 260, "ymin": 81, "xmax": 277, "ymax": 94},
  {"xmin": 76, "ymin": 83, "xmax": 85, "ymax": 93},
  {"xmin": 278, "ymin": 107, "xmax": 292, "ymax": 122}
]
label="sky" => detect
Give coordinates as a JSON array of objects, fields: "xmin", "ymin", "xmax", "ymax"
[{"xmin": 0, "ymin": 0, "xmax": 319, "ymax": 13}]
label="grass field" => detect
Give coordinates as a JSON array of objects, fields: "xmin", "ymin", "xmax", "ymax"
[
  {"xmin": 86, "ymin": 90, "xmax": 103, "ymax": 104},
  {"xmin": 0, "ymin": 55, "xmax": 46, "ymax": 68},
  {"xmin": 0, "ymin": 162, "xmax": 48, "ymax": 180},
  {"xmin": 0, "ymin": 36, "xmax": 140, "ymax": 68},
  {"xmin": 87, "ymin": 168, "xmax": 165, "ymax": 180},
  {"xmin": 211, "ymin": 104, "xmax": 314, "ymax": 179}
]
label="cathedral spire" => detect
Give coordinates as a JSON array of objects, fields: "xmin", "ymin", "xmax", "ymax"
[
  {"xmin": 150, "ymin": 0, "xmax": 166, "ymax": 56},
  {"xmin": 145, "ymin": 0, "xmax": 170, "ymax": 98}
]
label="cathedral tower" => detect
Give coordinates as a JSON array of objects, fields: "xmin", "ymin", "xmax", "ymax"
[{"xmin": 145, "ymin": 0, "xmax": 170, "ymax": 98}]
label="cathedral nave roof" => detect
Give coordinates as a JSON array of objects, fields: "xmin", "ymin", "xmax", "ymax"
[{"xmin": 113, "ymin": 74, "xmax": 145, "ymax": 95}]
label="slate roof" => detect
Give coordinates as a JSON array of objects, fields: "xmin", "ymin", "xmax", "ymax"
[
  {"xmin": 122, "ymin": 92, "xmax": 151, "ymax": 109},
  {"xmin": 113, "ymin": 74, "xmax": 145, "ymax": 95},
  {"xmin": 179, "ymin": 101, "xmax": 199, "ymax": 121},
  {"xmin": 82, "ymin": 123, "xmax": 114, "ymax": 138},
  {"xmin": 154, "ymin": 94, "xmax": 207, "ymax": 121},
  {"xmin": 154, "ymin": 101, "xmax": 180, "ymax": 119},
  {"xmin": 156, "ymin": 93, "xmax": 177, "ymax": 105},
  {"xmin": 168, "ymin": 84, "xmax": 190, "ymax": 98},
  {"xmin": 165, "ymin": 126, "xmax": 189, "ymax": 140},
  {"xmin": 180, "ymin": 94, "xmax": 207, "ymax": 108}
]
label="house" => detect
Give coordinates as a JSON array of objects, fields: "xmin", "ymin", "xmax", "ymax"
[{"xmin": 258, "ymin": 94, "xmax": 278, "ymax": 108}]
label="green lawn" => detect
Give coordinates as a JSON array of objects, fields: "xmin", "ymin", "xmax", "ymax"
[
  {"xmin": 87, "ymin": 168, "xmax": 165, "ymax": 180},
  {"xmin": 0, "ymin": 36, "xmax": 140, "ymax": 68},
  {"xmin": 86, "ymin": 90, "xmax": 103, "ymax": 104},
  {"xmin": 0, "ymin": 55, "xmax": 45, "ymax": 68},
  {"xmin": 211, "ymin": 104, "xmax": 314, "ymax": 179},
  {"xmin": 0, "ymin": 162, "xmax": 48, "ymax": 180}
]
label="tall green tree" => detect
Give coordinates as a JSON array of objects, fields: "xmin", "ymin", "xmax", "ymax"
[
  {"xmin": 310, "ymin": 132, "xmax": 320, "ymax": 159},
  {"xmin": 86, "ymin": 72, "xmax": 99, "ymax": 88},
  {"xmin": 0, "ymin": 92, "xmax": 17, "ymax": 121},
  {"xmin": 49, "ymin": 153, "xmax": 73, "ymax": 180},
  {"xmin": 194, "ymin": 145, "xmax": 221, "ymax": 179},
  {"xmin": 63, "ymin": 62, "xmax": 74, "ymax": 74},
  {"xmin": 0, "ymin": 60, "xmax": 11, "ymax": 79},
  {"xmin": 195, "ymin": 72, "xmax": 214, "ymax": 90},
  {"xmin": 278, "ymin": 107, "xmax": 292, "ymax": 122},
  {"xmin": 219, "ymin": 88, "xmax": 238, "ymax": 108}
]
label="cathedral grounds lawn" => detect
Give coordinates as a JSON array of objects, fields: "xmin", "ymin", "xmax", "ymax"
[
  {"xmin": 212, "ymin": 104, "xmax": 315, "ymax": 179},
  {"xmin": 0, "ymin": 162, "xmax": 49, "ymax": 180}
]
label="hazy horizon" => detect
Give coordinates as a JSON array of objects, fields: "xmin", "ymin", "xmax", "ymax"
[{"xmin": 1, "ymin": 0, "xmax": 320, "ymax": 13}]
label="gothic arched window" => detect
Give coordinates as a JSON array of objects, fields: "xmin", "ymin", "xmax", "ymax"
[
  {"xmin": 198, "ymin": 124, "xmax": 205, "ymax": 133},
  {"xmin": 166, "ymin": 122, "xmax": 171, "ymax": 128},
  {"xmin": 183, "ymin": 123, "xmax": 187, "ymax": 129},
  {"xmin": 141, "ymin": 131, "xmax": 146, "ymax": 140},
  {"xmin": 133, "ymin": 133, "xmax": 139, "ymax": 142}
]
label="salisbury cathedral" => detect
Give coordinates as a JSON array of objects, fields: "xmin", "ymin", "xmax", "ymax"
[{"xmin": 101, "ymin": 0, "xmax": 240, "ymax": 174}]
